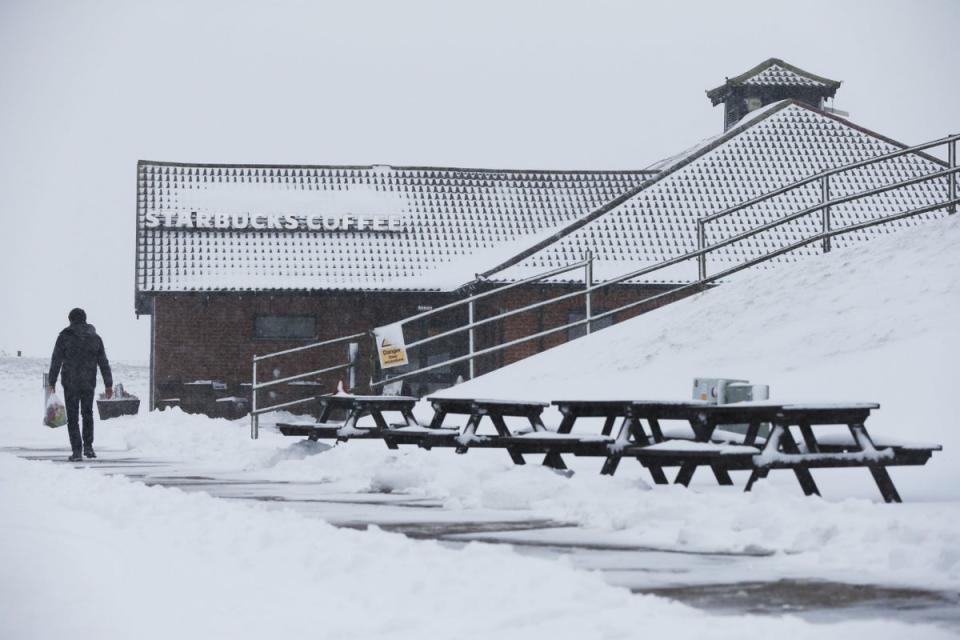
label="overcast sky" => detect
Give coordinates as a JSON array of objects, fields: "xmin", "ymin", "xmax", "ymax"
[{"xmin": 0, "ymin": 0, "xmax": 957, "ymax": 363}]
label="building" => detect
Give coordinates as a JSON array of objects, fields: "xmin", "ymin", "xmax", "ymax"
[
  {"xmin": 136, "ymin": 59, "xmax": 951, "ymax": 414},
  {"xmin": 706, "ymin": 57, "xmax": 842, "ymax": 130}
]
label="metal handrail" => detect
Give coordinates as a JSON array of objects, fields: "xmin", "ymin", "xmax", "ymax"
[
  {"xmin": 372, "ymin": 136, "xmax": 956, "ymax": 390},
  {"xmin": 405, "ymin": 278, "xmax": 591, "ymax": 351},
  {"xmin": 253, "ymin": 332, "xmax": 366, "ymax": 363},
  {"xmin": 396, "ymin": 259, "xmax": 590, "ymax": 327},
  {"xmin": 697, "ymin": 133, "xmax": 958, "ymax": 279},
  {"xmin": 591, "ymin": 198, "xmax": 959, "ymax": 324},
  {"xmin": 700, "ymin": 132, "xmax": 960, "ymax": 225},
  {"xmin": 372, "ymin": 317, "xmax": 592, "ymax": 387},
  {"xmin": 693, "ymin": 165, "xmax": 960, "ymax": 277},
  {"xmin": 251, "ymin": 339, "xmax": 361, "ymax": 439},
  {"xmin": 255, "ymin": 362, "xmax": 354, "ymax": 390},
  {"xmin": 250, "ymin": 396, "xmax": 317, "ymax": 416},
  {"xmin": 374, "ymin": 195, "xmax": 958, "ymax": 390}
]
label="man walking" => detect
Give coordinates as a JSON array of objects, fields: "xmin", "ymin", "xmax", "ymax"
[{"xmin": 48, "ymin": 308, "xmax": 113, "ymax": 462}]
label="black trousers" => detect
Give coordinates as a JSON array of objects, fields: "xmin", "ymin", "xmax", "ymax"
[{"xmin": 64, "ymin": 387, "xmax": 95, "ymax": 453}]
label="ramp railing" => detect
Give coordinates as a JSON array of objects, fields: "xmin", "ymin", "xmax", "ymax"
[
  {"xmin": 695, "ymin": 132, "xmax": 959, "ymax": 279},
  {"xmin": 364, "ymin": 132, "xmax": 958, "ymax": 390},
  {"xmin": 250, "ymin": 333, "xmax": 363, "ymax": 438},
  {"xmin": 251, "ymin": 132, "xmax": 958, "ymax": 438}
]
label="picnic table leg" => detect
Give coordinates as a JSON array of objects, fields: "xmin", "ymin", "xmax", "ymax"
[
  {"xmin": 635, "ymin": 418, "xmax": 668, "ymax": 482},
  {"xmin": 601, "ymin": 415, "xmax": 616, "ymax": 437},
  {"xmin": 639, "ymin": 459, "xmax": 669, "ymax": 484},
  {"xmin": 710, "ymin": 465, "xmax": 734, "ymax": 486},
  {"xmin": 317, "ymin": 402, "xmax": 333, "ymax": 424},
  {"xmin": 543, "ymin": 452, "xmax": 567, "ymax": 470},
  {"xmin": 600, "ymin": 455, "xmax": 622, "ymax": 476},
  {"xmin": 744, "ymin": 467, "xmax": 769, "ymax": 492},
  {"xmin": 744, "ymin": 422, "xmax": 761, "ymax": 446},
  {"xmin": 745, "ymin": 424, "xmax": 782, "ymax": 492},
  {"xmin": 849, "ymin": 423, "xmax": 902, "ymax": 503},
  {"xmin": 371, "ymin": 410, "xmax": 399, "ymax": 450},
  {"xmin": 455, "ymin": 414, "xmax": 482, "ymax": 454},
  {"xmin": 602, "ymin": 416, "xmax": 636, "ymax": 476},
  {"xmin": 868, "ymin": 465, "xmax": 902, "ymax": 503},
  {"xmin": 528, "ymin": 414, "xmax": 548, "ymax": 433},
  {"xmin": 798, "ymin": 422, "xmax": 819, "ymax": 453},
  {"xmin": 673, "ymin": 417, "xmax": 712, "ymax": 486},
  {"xmin": 400, "ymin": 408, "xmax": 419, "ymax": 428},
  {"xmin": 337, "ymin": 409, "xmax": 362, "ymax": 442},
  {"xmin": 490, "ymin": 414, "xmax": 526, "ymax": 465},
  {"xmin": 674, "ymin": 463, "xmax": 698, "ymax": 487},
  {"xmin": 779, "ymin": 428, "xmax": 820, "ymax": 497},
  {"xmin": 648, "ymin": 417, "xmax": 665, "ymax": 443},
  {"xmin": 557, "ymin": 413, "xmax": 577, "ymax": 434}
]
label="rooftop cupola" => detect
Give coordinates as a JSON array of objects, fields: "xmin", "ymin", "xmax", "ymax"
[{"xmin": 707, "ymin": 58, "xmax": 842, "ymax": 130}]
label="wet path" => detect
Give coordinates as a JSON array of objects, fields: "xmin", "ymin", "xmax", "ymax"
[{"xmin": 8, "ymin": 446, "xmax": 959, "ymax": 631}]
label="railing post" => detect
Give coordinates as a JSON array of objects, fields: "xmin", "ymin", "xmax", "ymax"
[
  {"xmin": 696, "ymin": 219, "xmax": 706, "ymax": 281},
  {"xmin": 950, "ymin": 138, "xmax": 956, "ymax": 215},
  {"xmin": 468, "ymin": 298, "xmax": 476, "ymax": 379},
  {"xmin": 584, "ymin": 251, "xmax": 593, "ymax": 334},
  {"xmin": 821, "ymin": 175, "xmax": 831, "ymax": 253},
  {"xmin": 250, "ymin": 357, "xmax": 258, "ymax": 440}
]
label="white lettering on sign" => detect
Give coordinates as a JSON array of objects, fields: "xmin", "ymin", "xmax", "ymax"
[{"xmin": 143, "ymin": 211, "xmax": 405, "ymax": 232}]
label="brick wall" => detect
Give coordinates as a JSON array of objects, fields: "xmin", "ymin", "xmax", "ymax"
[
  {"xmin": 152, "ymin": 291, "xmax": 457, "ymax": 412},
  {"xmin": 149, "ymin": 283, "xmax": 698, "ymax": 413}
]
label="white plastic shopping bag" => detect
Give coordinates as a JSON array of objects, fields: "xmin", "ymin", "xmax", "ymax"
[{"xmin": 44, "ymin": 387, "xmax": 67, "ymax": 428}]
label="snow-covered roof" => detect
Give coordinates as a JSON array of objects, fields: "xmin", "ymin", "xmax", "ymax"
[
  {"xmin": 135, "ymin": 164, "xmax": 655, "ymax": 298},
  {"xmin": 485, "ymin": 100, "xmax": 950, "ymax": 285},
  {"xmin": 707, "ymin": 58, "xmax": 841, "ymax": 105}
]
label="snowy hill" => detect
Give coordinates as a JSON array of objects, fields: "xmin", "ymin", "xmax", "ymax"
[{"xmin": 439, "ymin": 216, "xmax": 960, "ymax": 497}]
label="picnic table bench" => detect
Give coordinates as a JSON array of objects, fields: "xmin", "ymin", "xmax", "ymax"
[{"xmin": 276, "ymin": 394, "xmax": 940, "ymax": 503}]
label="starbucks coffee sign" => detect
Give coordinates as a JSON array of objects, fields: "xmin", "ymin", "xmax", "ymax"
[{"xmin": 143, "ymin": 211, "xmax": 405, "ymax": 232}]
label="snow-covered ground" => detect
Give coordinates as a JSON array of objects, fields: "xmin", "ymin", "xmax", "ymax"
[{"xmin": 2, "ymin": 216, "xmax": 960, "ymax": 637}]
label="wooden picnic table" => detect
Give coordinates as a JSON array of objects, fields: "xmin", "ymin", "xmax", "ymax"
[
  {"xmin": 426, "ymin": 397, "xmax": 552, "ymax": 465},
  {"xmin": 553, "ymin": 399, "xmax": 733, "ymax": 482},
  {"xmin": 278, "ymin": 395, "xmax": 420, "ymax": 448},
  {"xmin": 639, "ymin": 401, "xmax": 935, "ymax": 503}
]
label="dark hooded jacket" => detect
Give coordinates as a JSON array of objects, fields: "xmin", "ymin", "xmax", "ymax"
[{"xmin": 48, "ymin": 322, "xmax": 113, "ymax": 391}]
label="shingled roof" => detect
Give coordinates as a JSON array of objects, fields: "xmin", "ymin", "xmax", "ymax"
[
  {"xmin": 707, "ymin": 58, "xmax": 841, "ymax": 105},
  {"xmin": 135, "ymin": 163, "xmax": 655, "ymax": 301},
  {"xmin": 485, "ymin": 100, "xmax": 950, "ymax": 284}
]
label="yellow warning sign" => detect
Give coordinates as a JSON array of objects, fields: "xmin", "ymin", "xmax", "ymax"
[{"xmin": 374, "ymin": 324, "xmax": 409, "ymax": 369}]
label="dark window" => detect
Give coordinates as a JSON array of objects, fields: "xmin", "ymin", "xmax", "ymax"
[
  {"xmin": 567, "ymin": 310, "xmax": 613, "ymax": 340},
  {"xmin": 254, "ymin": 315, "xmax": 317, "ymax": 340}
]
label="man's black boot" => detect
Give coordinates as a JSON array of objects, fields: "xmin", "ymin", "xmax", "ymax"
[
  {"xmin": 68, "ymin": 451, "xmax": 83, "ymax": 462},
  {"xmin": 83, "ymin": 447, "xmax": 96, "ymax": 459}
]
